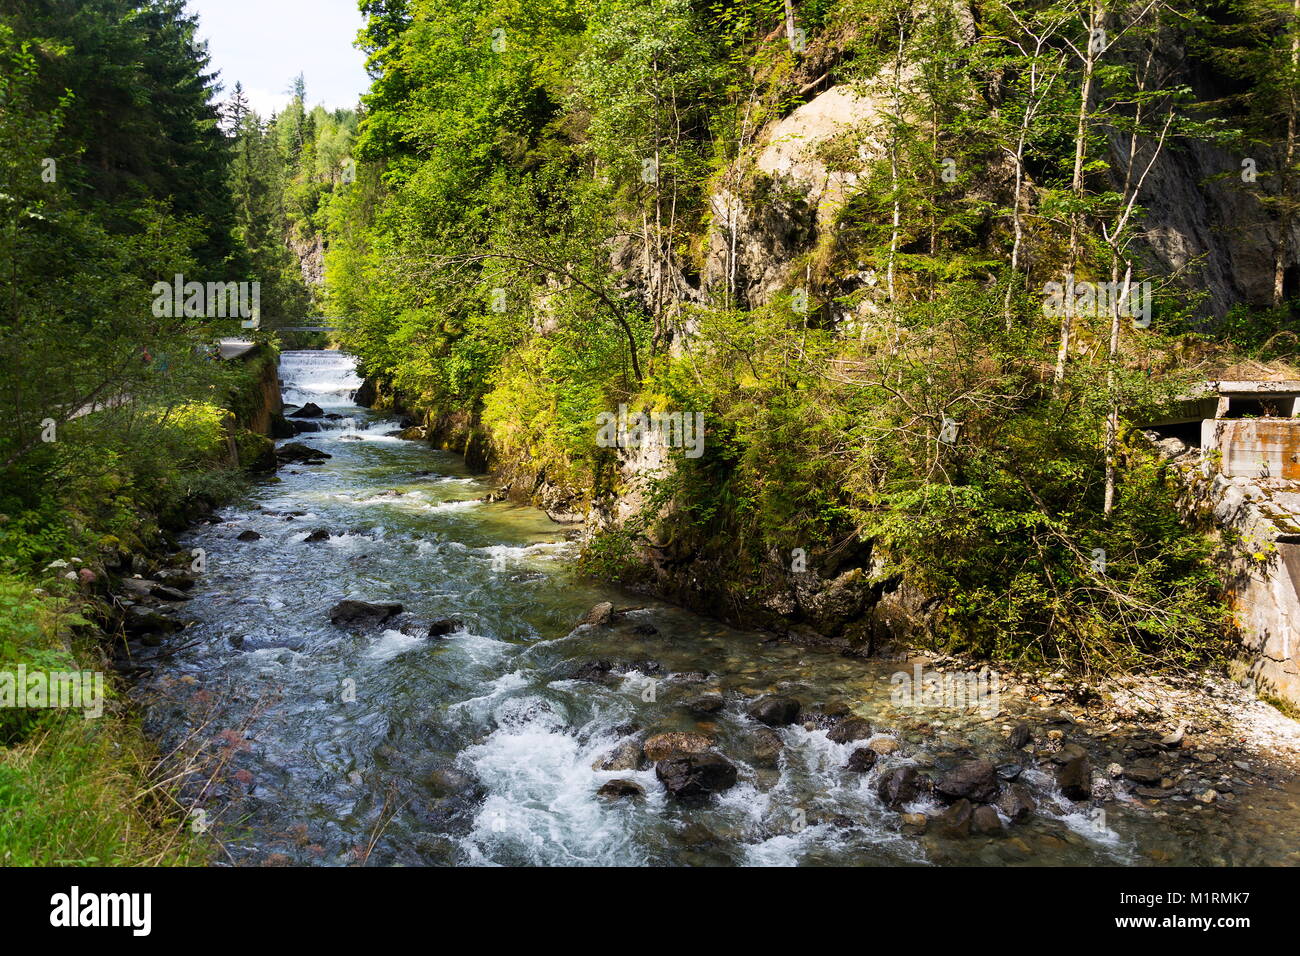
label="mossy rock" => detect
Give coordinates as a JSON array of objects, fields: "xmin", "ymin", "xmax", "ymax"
[{"xmin": 234, "ymin": 430, "xmax": 277, "ymax": 474}]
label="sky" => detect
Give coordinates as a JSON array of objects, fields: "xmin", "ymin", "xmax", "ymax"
[{"xmin": 186, "ymin": 0, "xmax": 372, "ymax": 117}]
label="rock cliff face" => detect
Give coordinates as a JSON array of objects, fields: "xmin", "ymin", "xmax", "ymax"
[{"xmin": 290, "ymin": 234, "xmax": 326, "ymax": 289}]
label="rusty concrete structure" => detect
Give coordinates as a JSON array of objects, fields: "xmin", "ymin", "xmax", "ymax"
[{"xmin": 1143, "ymin": 379, "xmax": 1300, "ymax": 708}]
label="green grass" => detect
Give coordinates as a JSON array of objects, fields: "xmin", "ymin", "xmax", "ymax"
[{"xmin": 0, "ymin": 575, "xmax": 212, "ymax": 866}]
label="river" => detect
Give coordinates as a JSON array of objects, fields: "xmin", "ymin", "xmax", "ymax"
[{"xmin": 135, "ymin": 350, "xmax": 1300, "ymax": 866}]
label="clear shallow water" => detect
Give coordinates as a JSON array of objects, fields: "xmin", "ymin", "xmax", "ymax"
[{"xmin": 137, "ymin": 351, "xmax": 1300, "ymax": 866}]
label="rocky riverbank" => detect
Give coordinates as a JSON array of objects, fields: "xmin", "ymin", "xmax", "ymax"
[{"xmin": 557, "ymin": 602, "xmax": 1300, "ymax": 862}]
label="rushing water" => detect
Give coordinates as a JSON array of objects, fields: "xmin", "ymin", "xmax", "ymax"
[{"xmin": 137, "ymin": 351, "xmax": 1300, "ymax": 866}]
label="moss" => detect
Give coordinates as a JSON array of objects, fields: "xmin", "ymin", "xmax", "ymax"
[
  {"xmin": 1260, "ymin": 692, "xmax": 1300, "ymax": 721},
  {"xmin": 234, "ymin": 429, "xmax": 276, "ymax": 473}
]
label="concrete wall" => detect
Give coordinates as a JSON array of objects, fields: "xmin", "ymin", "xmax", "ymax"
[
  {"xmin": 1203, "ymin": 418, "xmax": 1300, "ymax": 480},
  {"xmin": 1185, "ymin": 462, "xmax": 1300, "ymax": 706}
]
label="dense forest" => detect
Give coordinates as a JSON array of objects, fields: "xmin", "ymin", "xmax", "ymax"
[
  {"xmin": 327, "ymin": 0, "xmax": 1300, "ymax": 669},
  {"xmin": 2, "ymin": 0, "xmax": 1300, "ymax": 867}
]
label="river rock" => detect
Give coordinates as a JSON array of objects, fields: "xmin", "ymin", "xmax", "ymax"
[
  {"xmin": 352, "ymin": 379, "xmax": 377, "ymax": 407},
  {"xmin": 869, "ymin": 736, "xmax": 900, "ymax": 755},
  {"xmin": 937, "ymin": 799, "xmax": 974, "ymax": 837},
  {"xmin": 1122, "ymin": 759, "xmax": 1163, "ymax": 785},
  {"xmin": 577, "ymin": 602, "xmax": 615, "ymax": 627},
  {"xmin": 745, "ymin": 695, "xmax": 801, "ymax": 727},
  {"xmin": 304, "ymin": 528, "xmax": 331, "ymax": 542},
  {"xmin": 124, "ymin": 605, "xmax": 185, "ymax": 635},
  {"xmin": 655, "ymin": 753, "xmax": 738, "ymax": 802},
  {"xmin": 827, "ymin": 716, "xmax": 873, "ymax": 744},
  {"xmin": 594, "ymin": 739, "xmax": 645, "ymax": 772},
  {"xmin": 934, "ymin": 759, "xmax": 1000, "ymax": 804},
  {"xmin": 154, "ymin": 569, "xmax": 196, "ymax": 589},
  {"xmin": 877, "ymin": 765, "xmax": 922, "ymax": 808},
  {"xmin": 671, "ymin": 670, "xmax": 712, "ymax": 684},
  {"xmin": 292, "ymin": 402, "xmax": 324, "ymax": 418},
  {"xmin": 1051, "ymin": 742, "xmax": 1087, "ymax": 764},
  {"xmin": 643, "ymin": 732, "xmax": 713, "ymax": 762},
  {"xmin": 972, "ymin": 805, "xmax": 1004, "ymax": 835},
  {"xmin": 328, "ymin": 599, "xmax": 403, "ymax": 626},
  {"xmin": 1056, "ymin": 754, "xmax": 1092, "ymax": 801},
  {"xmin": 1007, "ymin": 723, "xmax": 1032, "ymax": 749},
  {"xmin": 995, "ymin": 761, "xmax": 1023, "ymax": 782},
  {"xmin": 597, "ymin": 779, "xmax": 645, "ymax": 799},
  {"xmin": 751, "ymin": 728, "xmax": 784, "ymax": 767},
  {"xmin": 995, "ymin": 782, "xmax": 1037, "ymax": 822},
  {"xmin": 427, "ymin": 618, "xmax": 461, "ymax": 638},
  {"xmin": 568, "ymin": 660, "xmax": 615, "ymax": 682},
  {"xmin": 276, "ymin": 442, "xmax": 331, "ymax": 464},
  {"xmin": 237, "ymin": 530, "xmax": 261, "ymax": 541},
  {"xmin": 291, "ymin": 420, "xmax": 322, "ymax": 434},
  {"xmin": 686, "ymin": 692, "xmax": 724, "ymax": 716},
  {"xmin": 846, "ymin": 747, "xmax": 877, "ymax": 772}
]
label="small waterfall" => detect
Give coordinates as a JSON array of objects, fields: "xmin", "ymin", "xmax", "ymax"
[{"xmin": 280, "ymin": 350, "xmax": 363, "ymax": 410}]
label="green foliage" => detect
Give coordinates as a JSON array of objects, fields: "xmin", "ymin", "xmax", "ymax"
[{"xmin": 322, "ymin": 0, "xmax": 1265, "ymax": 673}]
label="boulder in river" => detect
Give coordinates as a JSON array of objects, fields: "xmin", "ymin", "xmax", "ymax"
[
  {"xmin": 655, "ymin": 752, "xmax": 738, "ymax": 803},
  {"xmin": 352, "ymin": 378, "xmax": 377, "ymax": 407},
  {"xmin": 971, "ymin": 805, "xmax": 1004, "ymax": 835},
  {"xmin": 291, "ymin": 420, "xmax": 322, "ymax": 434},
  {"xmin": 936, "ymin": 799, "xmax": 974, "ymax": 838},
  {"xmin": 292, "ymin": 402, "xmax": 324, "ymax": 418},
  {"xmin": 1056, "ymin": 754, "xmax": 1092, "ymax": 801},
  {"xmin": 124, "ymin": 604, "xmax": 186, "ymax": 635},
  {"xmin": 1121, "ymin": 758, "xmax": 1163, "ymax": 785},
  {"xmin": 846, "ymin": 747, "xmax": 878, "ymax": 772},
  {"xmin": 827, "ymin": 716, "xmax": 873, "ymax": 744},
  {"xmin": 593, "ymin": 739, "xmax": 645, "ymax": 772},
  {"xmin": 597, "ymin": 779, "xmax": 645, "ymax": 799},
  {"xmin": 877, "ymin": 765, "xmax": 922, "ymax": 808},
  {"xmin": 276, "ymin": 443, "xmax": 331, "ymax": 465},
  {"xmin": 568, "ymin": 660, "xmax": 616, "ymax": 683},
  {"xmin": 577, "ymin": 601, "xmax": 615, "ymax": 627},
  {"xmin": 328, "ymin": 600, "xmax": 403, "ymax": 627},
  {"xmin": 686, "ymin": 692, "xmax": 724, "ymax": 716},
  {"xmin": 427, "ymin": 618, "xmax": 462, "ymax": 638},
  {"xmin": 1007, "ymin": 723, "xmax": 1032, "ymax": 749},
  {"xmin": 995, "ymin": 782, "xmax": 1037, "ymax": 822},
  {"xmin": 935, "ymin": 759, "xmax": 1000, "ymax": 804},
  {"xmin": 237, "ymin": 530, "xmax": 261, "ymax": 541},
  {"xmin": 745, "ymin": 695, "xmax": 801, "ymax": 727},
  {"xmin": 751, "ymin": 728, "xmax": 784, "ymax": 767},
  {"xmin": 643, "ymin": 731, "xmax": 714, "ymax": 762},
  {"xmin": 304, "ymin": 528, "xmax": 331, "ymax": 542}
]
